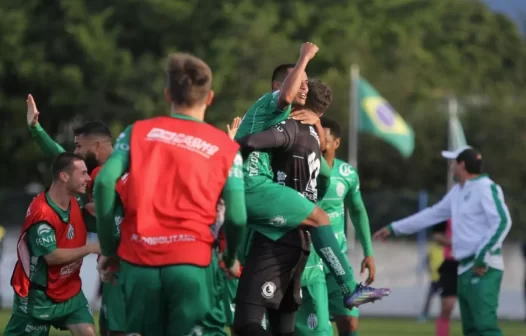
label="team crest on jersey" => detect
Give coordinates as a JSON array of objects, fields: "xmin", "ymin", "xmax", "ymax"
[
  {"xmin": 184, "ymin": 326, "xmax": 203, "ymax": 336},
  {"xmin": 336, "ymin": 182, "xmax": 346, "ymax": 197},
  {"xmin": 261, "ymin": 281, "xmax": 276, "ymax": 299},
  {"xmin": 277, "ymin": 171, "xmax": 287, "ymax": 184},
  {"xmin": 269, "ymin": 215, "xmax": 286, "ymax": 227},
  {"xmin": 339, "ymin": 164, "xmax": 353, "ymax": 177},
  {"xmin": 307, "ymin": 313, "xmax": 318, "ymax": 330},
  {"xmin": 67, "ymin": 224, "xmax": 74, "ymax": 240}
]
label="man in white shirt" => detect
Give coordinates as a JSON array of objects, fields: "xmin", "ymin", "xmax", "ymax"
[{"xmin": 374, "ymin": 146, "xmax": 511, "ymax": 336}]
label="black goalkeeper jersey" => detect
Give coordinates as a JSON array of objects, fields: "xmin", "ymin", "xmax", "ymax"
[
  {"xmin": 269, "ymin": 120, "xmax": 322, "ymax": 203},
  {"xmin": 236, "ymin": 119, "xmax": 322, "ymax": 203}
]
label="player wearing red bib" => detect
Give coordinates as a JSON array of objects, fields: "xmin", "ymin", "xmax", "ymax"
[
  {"xmin": 94, "ymin": 53, "xmax": 247, "ymax": 336},
  {"xmin": 4, "ymin": 153, "xmax": 100, "ymax": 336},
  {"xmin": 26, "ymin": 98, "xmax": 127, "ymax": 336}
]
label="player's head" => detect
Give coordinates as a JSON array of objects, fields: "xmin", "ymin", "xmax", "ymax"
[
  {"xmin": 271, "ymin": 64, "xmax": 308, "ymax": 106},
  {"xmin": 51, "ymin": 152, "xmax": 90, "ymax": 194},
  {"xmin": 164, "ymin": 53, "xmax": 214, "ymax": 114},
  {"xmin": 73, "ymin": 121, "xmax": 112, "ymax": 172},
  {"xmin": 441, "ymin": 146, "xmax": 482, "ymax": 182},
  {"xmin": 320, "ymin": 116, "xmax": 341, "ymax": 156},
  {"xmin": 305, "ymin": 79, "xmax": 332, "ymax": 116},
  {"xmin": 271, "ymin": 64, "xmax": 295, "ymax": 91}
]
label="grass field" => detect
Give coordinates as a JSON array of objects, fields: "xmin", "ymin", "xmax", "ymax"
[{"xmin": 0, "ymin": 309, "xmax": 524, "ymax": 335}]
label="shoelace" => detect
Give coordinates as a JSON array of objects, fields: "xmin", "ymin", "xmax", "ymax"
[{"xmin": 355, "ymin": 283, "xmax": 376, "ymax": 293}]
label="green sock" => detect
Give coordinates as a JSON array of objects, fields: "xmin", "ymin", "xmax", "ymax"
[{"xmin": 310, "ymin": 225, "xmax": 357, "ymax": 294}]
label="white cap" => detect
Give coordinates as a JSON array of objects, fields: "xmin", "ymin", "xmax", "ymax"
[{"xmin": 441, "ymin": 145, "xmax": 473, "ymax": 160}]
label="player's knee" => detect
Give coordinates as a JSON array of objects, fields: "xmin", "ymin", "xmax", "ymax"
[
  {"xmin": 440, "ymin": 296, "xmax": 455, "ymax": 317},
  {"xmin": 350, "ymin": 317, "xmax": 359, "ymax": 332},
  {"xmin": 334, "ymin": 315, "xmax": 356, "ymax": 333}
]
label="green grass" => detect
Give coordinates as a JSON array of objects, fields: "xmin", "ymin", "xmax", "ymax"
[{"xmin": 0, "ymin": 309, "xmax": 524, "ymax": 335}]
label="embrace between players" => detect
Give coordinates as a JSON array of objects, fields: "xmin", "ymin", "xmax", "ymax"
[{"xmin": 5, "ymin": 42, "xmax": 390, "ymax": 336}]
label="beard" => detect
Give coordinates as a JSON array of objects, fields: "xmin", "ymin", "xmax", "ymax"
[{"xmin": 84, "ymin": 151, "xmax": 99, "ymax": 174}]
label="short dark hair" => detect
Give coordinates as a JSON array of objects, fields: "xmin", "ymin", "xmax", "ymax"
[
  {"xmin": 73, "ymin": 121, "xmax": 112, "ymax": 140},
  {"xmin": 51, "ymin": 152, "xmax": 85, "ymax": 181},
  {"xmin": 166, "ymin": 53, "xmax": 212, "ymax": 107},
  {"xmin": 456, "ymin": 148, "xmax": 482, "ymax": 174},
  {"xmin": 271, "ymin": 64, "xmax": 295, "ymax": 84},
  {"xmin": 320, "ymin": 116, "xmax": 341, "ymax": 139},
  {"xmin": 305, "ymin": 79, "xmax": 332, "ymax": 115}
]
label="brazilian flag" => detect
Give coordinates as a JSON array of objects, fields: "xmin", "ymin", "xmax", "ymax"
[{"xmin": 358, "ymin": 78, "xmax": 415, "ymax": 157}]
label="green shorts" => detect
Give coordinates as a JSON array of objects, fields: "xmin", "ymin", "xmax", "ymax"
[
  {"xmin": 295, "ymin": 281, "xmax": 333, "ymax": 335},
  {"xmin": 326, "ymin": 273, "xmax": 359, "ymax": 318},
  {"xmin": 224, "ymin": 277, "xmax": 238, "ymax": 326},
  {"xmin": 99, "ymin": 273, "xmax": 126, "ymax": 332},
  {"xmin": 120, "ymin": 260, "xmax": 214, "ymax": 336},
  {"xmin": 246, "ymin": 182, "xmax": 315, "ymax": 241},
  {"xmin": 4, "ymin": 291, "xmax": 94, "ymax": 336},
  {"xmin": 200, "ymin": 251, "xmax": 234, "ymax": 336}
]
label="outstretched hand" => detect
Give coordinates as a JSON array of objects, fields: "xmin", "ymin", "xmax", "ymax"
[
  {"xmin": 26, "ymin": 94, "xmax": 39, "ymax": 127},
  {"xmin": 290, "ymin": 110, "xmax": 319, "ymax": 125},
  {"xmin": 372, "ymin": 226, "xmax": 392, "ymax": 241},
  {"xmin": 227, "ymin": 117, "xmax": 242, "ymax": 140}
]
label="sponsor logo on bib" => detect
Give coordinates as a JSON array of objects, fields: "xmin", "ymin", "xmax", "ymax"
[{"xmin": 67, "ymin": 223, "xmax": 75, "ymax": 240}]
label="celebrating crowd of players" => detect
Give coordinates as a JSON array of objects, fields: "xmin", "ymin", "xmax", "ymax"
[{"xmin": 4, "ymin": 42, "xmax": 391, "ymax": 336}]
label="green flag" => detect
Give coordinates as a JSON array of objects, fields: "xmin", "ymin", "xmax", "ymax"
[
  {"xmin": 449, "ymin": 113, "xmax": 468, "ymax": 150},
  {"xmin": 358, "ymin": 78, "xmax": 415, "ymax": 157}
]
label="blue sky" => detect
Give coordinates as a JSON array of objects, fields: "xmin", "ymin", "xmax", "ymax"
[{"xmin": 484, "ymin": 0, "xmax": 525, "ymax": 34}]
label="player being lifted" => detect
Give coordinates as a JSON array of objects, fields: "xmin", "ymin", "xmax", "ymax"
[
  {"xmin": 232, "ymin": 42, "xmax": 389, "ymax": 333},
  {"xmin": 94, "ymin": 53, "xmax": 247, "ymax": 336},
  {"xmin": 233, "ymin": 78, "xmax": 332, "ymax": 335},
  {"xmin": 4, "ymin": 153, "xmax": 100, "ymax": 336},
  {"xmin": 296, "ymin": 117, "xmax": 385, "ymax": 336},
  {"xmin": 26, "ymin": 97, "xmax": 126, "ymax": 336}
]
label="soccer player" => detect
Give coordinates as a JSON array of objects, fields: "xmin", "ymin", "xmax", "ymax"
[
  {"xmin": 4, "ymin": 153, "xmax": 100, "ymax": 336},
  {"xmin": 234, "ymin": 78, "xmax": 333, "ymax": 335},
  {"xmin": 26, "ymin": 97, "xmax": 126, "ymax": 336},
  {"xmin": 200, "ymin": 118, "xmax": 243, "ymax": 336},
  {"xmin": 374, "ymin": 146, "xmax": 512, "ymax": 336},
  {"xmin": 296, "ymin": 116, "xmax": 387, "ymax": 336},
  {"xmin": 26, "ymin": 95, "xmax": 113, "ymax": 176},
  {"xmin": 94, "ymin": 53, "xmax": 247, "ymax": 336},
  {"xmin": 235, "ymin": 80, "xmax": 388, "ymax": 335}
]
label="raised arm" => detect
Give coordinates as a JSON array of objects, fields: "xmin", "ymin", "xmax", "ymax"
[
  {"xmin": 277, "ymin": 42, "xmax": 319, "ymax": 109},
  {"xmin": 27, "ymin": 94, "xmax": 66, "ymax": 157},
  {"xmin": 94, "ymin": 126, "xmax": 131, "ymax": 256}
]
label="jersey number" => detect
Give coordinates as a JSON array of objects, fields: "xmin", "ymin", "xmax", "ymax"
[{"xmin": 306, "ymin": 152, "xmax": 320, "ymax": 193}]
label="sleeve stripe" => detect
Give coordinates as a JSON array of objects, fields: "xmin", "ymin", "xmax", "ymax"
[{"xmin": 478, "ymin": 184, "xmax": 510, "ymax": 258}]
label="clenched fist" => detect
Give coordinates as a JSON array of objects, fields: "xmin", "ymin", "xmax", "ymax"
[{"xmin": 300, "ymin": 42, "xmax": 319, "ymax": 61}]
